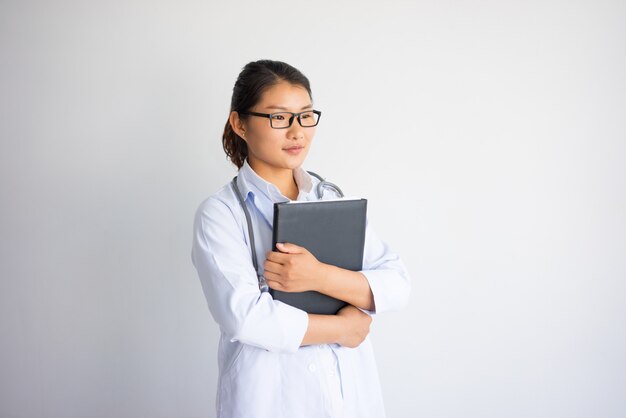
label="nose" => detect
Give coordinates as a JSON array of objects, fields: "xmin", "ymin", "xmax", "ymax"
[{"xmin": 286, "ymin": 117, "xmax": 305, "ymax": 140}]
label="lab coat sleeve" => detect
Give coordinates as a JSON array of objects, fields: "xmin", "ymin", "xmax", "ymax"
[
  {"xmin": 191, "ymin": 196, "xmax": 309, "ymax": 354},
  {"xmin": 360, "ymin": 220, "xmax": 412, "ymax": 314}
]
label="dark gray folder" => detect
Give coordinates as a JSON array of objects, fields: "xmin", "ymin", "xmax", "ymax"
[{"xmin": 271, "ymin": 199, "xmax": 367, "ymax": 315}]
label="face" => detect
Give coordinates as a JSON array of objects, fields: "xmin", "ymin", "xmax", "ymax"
[{"xmin": 231, "ymin": 81, "xmax": 316, "ymax": 174}]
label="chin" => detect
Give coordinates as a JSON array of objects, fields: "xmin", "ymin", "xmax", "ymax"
[
  {"xmin": 283, "ymin": 161, "xmax": 304, "ymax": 170},
  {"xmin": 287, "ymin": 156, "xmax": 308, "ymax": 169}
]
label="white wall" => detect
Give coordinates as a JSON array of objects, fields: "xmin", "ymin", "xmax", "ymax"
[{"xmin": 1, "ymin": 1, "xmax": 625, "ymax": 417}]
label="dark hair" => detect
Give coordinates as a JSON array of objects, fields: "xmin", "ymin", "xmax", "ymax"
[{"xmin": 222, "ymin": 60, "xmax": 313, "ymax": 169}]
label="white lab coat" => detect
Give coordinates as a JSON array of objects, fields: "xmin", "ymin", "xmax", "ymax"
[{"xmin": 191, "ymin": 160, "xmax": 411, "ymax": 418}]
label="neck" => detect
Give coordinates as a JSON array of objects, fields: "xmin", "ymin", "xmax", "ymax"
[{"xmin": 248, "ymin": 159, "xmax": 299, "ymax": 200}]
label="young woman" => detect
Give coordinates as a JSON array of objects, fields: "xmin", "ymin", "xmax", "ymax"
[{"xmin": 191, "ymin": 60, "xmax": 411, "ymax": 418}]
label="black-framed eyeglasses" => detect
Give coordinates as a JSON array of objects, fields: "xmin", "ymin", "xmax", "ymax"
[{"xmin": 239, "ymin": 110, "xmax": 321, "ymax": 129}]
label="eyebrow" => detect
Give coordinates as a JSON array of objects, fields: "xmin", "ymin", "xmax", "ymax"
[{"xmin": 264, "ymin": 104, "xmax": 313, "ymax": 111}]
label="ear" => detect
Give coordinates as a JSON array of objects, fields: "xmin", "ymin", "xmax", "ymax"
[{"xmin": 229, "ymin": 111, "xmax": 247, "ymax": 142}]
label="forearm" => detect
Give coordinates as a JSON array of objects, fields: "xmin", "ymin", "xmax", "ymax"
[
  {"xmin": 300, "ymin": 314, "xmax": 343, "ymax": 346},
  {"xmin": 318, "ymin": 265, "xmax": 375, "ymax": 312}
]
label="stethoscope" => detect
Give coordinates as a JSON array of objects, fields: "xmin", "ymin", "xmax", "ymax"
[{"xmin": 230, "ymin": 171, "xmax": 344, "ymax": 293}]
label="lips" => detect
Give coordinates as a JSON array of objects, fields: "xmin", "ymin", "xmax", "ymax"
[{"xmin": 283, "ymin": 145, "xmax": 304, "ymax": 155}]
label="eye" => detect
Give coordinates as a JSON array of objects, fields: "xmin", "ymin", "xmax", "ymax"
[{"xmin": 271, "ymin": 114, "xmax": 286, "ymax": 120}]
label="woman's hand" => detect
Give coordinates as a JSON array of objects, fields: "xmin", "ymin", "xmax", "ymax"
[
  {"xmin": 335, "ymin": 305, "xmax": 372, "ymax": 348},
  {"xmin": 264, "ymin": 242, "xmax": 329, "ymax": 293}
]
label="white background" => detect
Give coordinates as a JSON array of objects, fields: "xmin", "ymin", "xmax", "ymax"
[{"xmin": 1, "ymin": 1, "xmax": 625, "ymax": 417}]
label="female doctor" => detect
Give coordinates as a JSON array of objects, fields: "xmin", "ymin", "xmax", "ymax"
[{"xmin": 191, "ymin": 59, "xmax": 411, "ymax": 418}]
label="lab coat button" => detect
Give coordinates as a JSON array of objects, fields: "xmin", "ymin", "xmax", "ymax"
[{"xmin": 308, "ymin": 364, "xmax": 316, "ymax": 373}]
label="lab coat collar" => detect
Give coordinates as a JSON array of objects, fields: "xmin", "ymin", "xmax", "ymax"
[{"xmin": 236, "ymin": 159, "xmax": 315, "ymax": 226}]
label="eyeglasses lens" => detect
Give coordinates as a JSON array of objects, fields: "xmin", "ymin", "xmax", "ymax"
[{"xmin": 270, "ymin": 111, "xmax": 319, "ymax": 128}]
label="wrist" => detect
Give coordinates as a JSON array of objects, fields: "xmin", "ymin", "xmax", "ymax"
[
  {"xmin": 302, "ymin": 313, "xmax": 346, "ymax": 347},
  {"xmin": 316, "ymin": 262, "xmax": 334, "ymax": 294},
  {"xmin": 332, "ymin": 313, "xmax": 346, "ymax": 345}
]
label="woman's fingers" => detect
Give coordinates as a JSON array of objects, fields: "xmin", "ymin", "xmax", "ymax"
[
  {"xmin": 263, "ymin": 270, "xmax": 280, "ymax": 283},
  {"xmin": 263, "ymin": 260, "xmax": 282, "ymax": 275},
  {"xmin": 266, "ymin": 250, "xmax": 288, "ymax": 264},
  {"xmin": 276, "ymin": 242, "xmax": 305, "ymax": 254},
  {"xmin": 264, "ymin": 275, "xmax": 284, "ymax": 291}
]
